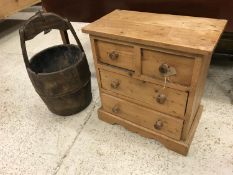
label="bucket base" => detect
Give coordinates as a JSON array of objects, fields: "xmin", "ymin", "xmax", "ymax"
[{"xmin": 41, "ymin": 81, "xmax": 92, "ymax": 116}]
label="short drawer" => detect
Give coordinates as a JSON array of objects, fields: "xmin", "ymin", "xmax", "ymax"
[
  {"xmin": 142, "ymin": 49, "xmax": 195, "ymax": 86},
  {"xmin": 101, "ymin": 93, "xmax": 183, "ymax": 140},
  {"xmin": 100, "ymin": 69, "xmax": 188, "ymax": 118},
  {"xmin": 95, "ymin": 40, "xmax": 134, "ymax": 70}
]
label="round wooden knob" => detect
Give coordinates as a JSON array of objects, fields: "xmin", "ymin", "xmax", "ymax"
[
  {"xmin": 111, "ymin": 79, "xmax": 120, "ymax": 89},
  {"xmin": 154, "ymin": 120, "xmax": 163, "ymax": 130},
  {"xmin": 112, "ymin": 105, "xmax": 120, "ymax": 113},
  {"xmin": 159, "ymin": 64, "xmax": 169, "ymax": 74},
  {"xmin": 156, "ymin": 94, "xmax": 166, "ymax": 104},
  {"xmin": 109, "ymin": 51, "xmax": 119, "ymax": 60}
]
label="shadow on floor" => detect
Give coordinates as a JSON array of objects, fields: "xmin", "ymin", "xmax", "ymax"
[{"xmin": 0, "ymin": 20, "xmax": 24, "ymax": 39}]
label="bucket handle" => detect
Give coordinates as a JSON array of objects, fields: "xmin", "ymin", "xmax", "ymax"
[{"xmin": 19, "ymin": 11, "xmax": 84, "ymax": 68}]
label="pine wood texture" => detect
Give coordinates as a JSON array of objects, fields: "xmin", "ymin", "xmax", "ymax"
[
  {"xmin": 101, "ymin": 93, "xmax": 183, "ymax": 140},
  {"xmin": 95, "ymin": 40, "xmax": 135, "ymax": 70},
  {"xmin": 98, "ymin": 105, "xmax": 203, "ymax": 156},
  {"xmin": 0, "ymin": 0, "xmax": 40, "ymax": 19},
  {"xmin": 100, "ymin": 69, "xmax": 188, "ymax": 118},
  {"xmin": 82, "ymin": 10, "xmax": 226, "ymax": 155},
  {"xmin": 142, "ymin": 49, "xmax": 195, "ymax": 86},
  {"xmin": 82, "ymin": 10, "xmax": 227, "ymax": 55}
]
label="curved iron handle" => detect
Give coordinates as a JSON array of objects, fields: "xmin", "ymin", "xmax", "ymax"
[{"xmin": 19, "ymin": 11, "xmax": 84, "ymax": 68}]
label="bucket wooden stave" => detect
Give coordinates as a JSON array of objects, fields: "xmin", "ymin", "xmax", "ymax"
[{"xmin": 19, "ymin": 12, "xmax": 92, "ymax": 116}]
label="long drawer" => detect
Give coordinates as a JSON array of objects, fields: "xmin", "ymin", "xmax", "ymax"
[
  {"xmin": 100, "ymin": 69, "xmax": 188, "ymax": 118},
  {"xmin": 101, "ymin": 93, "xmax": 184, "ymax": 140}
]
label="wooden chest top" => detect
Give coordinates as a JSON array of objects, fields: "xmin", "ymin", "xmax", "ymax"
[{"xmin": 82, "ymin": 10, "xmax": 227, "ymax": 55}]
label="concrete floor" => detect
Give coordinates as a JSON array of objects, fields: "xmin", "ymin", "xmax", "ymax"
[{"xmin": 0, "ymin": 19, "xmax": 233, "ymax": 175}]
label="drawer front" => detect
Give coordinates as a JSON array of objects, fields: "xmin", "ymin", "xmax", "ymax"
[
  {"xmin": 100, "ymin": 69, "xmax": 188, "ymax": 118},
  {"xmin": 142, "ymin": 49, "xmax": 195, "ymax": 86},
  {"xmin": 101, "ymin": 93, "xmax": 183, "ymax": 140},
  {"xmin": 95, "ymin": 40, "xmax": 134, "ymax": 70}
]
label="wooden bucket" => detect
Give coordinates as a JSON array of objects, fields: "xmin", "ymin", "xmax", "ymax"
[{"xmin": 19, "ymin": 12, "xmax": 92, "ymax": 116}]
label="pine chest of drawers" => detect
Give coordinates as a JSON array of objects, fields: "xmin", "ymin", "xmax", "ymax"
[{"xmin": 82, "ymin": 10, "xmax": 226, "ymax": 155}]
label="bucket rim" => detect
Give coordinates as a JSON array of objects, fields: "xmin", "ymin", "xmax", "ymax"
[{"xmin": 28, "ymin": 44, "xmax": 85, "ymax": 75}]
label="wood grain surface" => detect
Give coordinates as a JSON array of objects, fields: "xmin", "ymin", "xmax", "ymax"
[
  {"xmin": 83, "ymin": 10, "xmax": 227, "ymax": 55},
  {"xmin": 101, "ymin": 93, "xmax": 184, "ymax": 140},
  {"xmin": 84, "ymin": 10, "xmax": 225, "ymax": 155},
  {"xmin": 100, "ymin": 69, "xmax": 188, "ymax": 118},
  {"xmin": 0, "ymin": 0, "xmax": 40, "ymax": 19}
]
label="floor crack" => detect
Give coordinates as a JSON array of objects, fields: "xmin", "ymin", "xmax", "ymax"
[{"xmin": 53, "ymin": 97, "xmax": 99, "ymax": 175}]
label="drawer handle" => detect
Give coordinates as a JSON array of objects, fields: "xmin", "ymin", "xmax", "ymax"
[
  {"xmin": 154, "ymin": 120, "xmax": 163, "ymax": 130},
  {"xmin": 159, "ymin": 64, "xmax": 169, "ymax": 74},
  {"xmin": 108, "ymin": 51, "xmax": 119, "ymax": 60},
  {"xmin": 112, "ymin": 105, "xmax": 120, "ymax": 113},
  {"xmin": 156, "ymin": 94, "xmax": 166, "ymax": 104},
  {"xmin": 111, "ymin": 79, "xmax": 120, "ymax": 89},
  {"xmin": 159, "ymin": 64, "xmax": 176, "ymax": 76}
]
